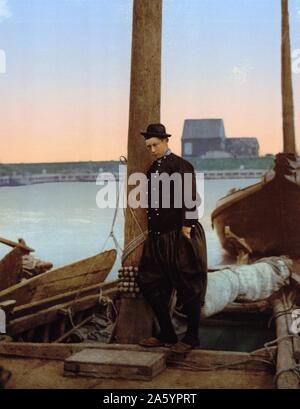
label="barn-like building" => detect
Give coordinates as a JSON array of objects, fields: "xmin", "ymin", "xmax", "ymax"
[{"xmin": 181, "ymin": 119, "xmax": 259, "ymax": 159}]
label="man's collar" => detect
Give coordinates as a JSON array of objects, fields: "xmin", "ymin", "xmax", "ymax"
[{"xmin": 156, "ymin": 149, "xmax": 172, "ymax": 163}]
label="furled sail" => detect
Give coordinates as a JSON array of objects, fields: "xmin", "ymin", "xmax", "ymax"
[{"xmin": 202, "ymin": 256, "xmax": 292, "ymax": 318}]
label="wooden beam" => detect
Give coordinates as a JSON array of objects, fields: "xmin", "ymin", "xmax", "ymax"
[
  {"xmin": 7, "ymin": 293, "xmax": 101, "ymax": 336},
  {"xmin": 272, "ymin": 292, "xmax": 299, "ymax": 389},
  {"xmin": 0, "ymin": 342, "xmax": 274, "ymax": 372},
  {"xmin": 12, "ymin": 280, "xmax": 116, "ymax": 318},
  {"xmin": 0, "ymin": 236, "xmax": 34, "ymax": 252}
]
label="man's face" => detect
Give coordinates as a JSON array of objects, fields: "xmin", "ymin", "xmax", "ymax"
[{"xmin": 145, "ymin": 137, "xmax": 168, "ymax": 160}]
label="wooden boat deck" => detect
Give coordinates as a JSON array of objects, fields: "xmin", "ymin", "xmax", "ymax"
[
  {"xmin": 0, "ymin": 343, "xmax": 275, "ymax": 389},
  {"xmin": 1, "ymin": 357, "xmax": 274, "ymax": 389},
  {"xmin": 1, "ymin": 259, "xmax": 299, "ymax": 389}
]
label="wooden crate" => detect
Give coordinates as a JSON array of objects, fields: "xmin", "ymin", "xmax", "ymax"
[{"xmin": 64, "ymin": 348, "xmax": 166, "ymax": 381}]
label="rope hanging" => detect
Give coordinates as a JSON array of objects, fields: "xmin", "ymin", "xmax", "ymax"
[
  {"xmin": 101, "ymin": 155, "xmax": 148, "ymax": 263},
  {"xmin": 100, "ymin": 154, "xmax": 148, "ymax": 262},
  {"xmin": 66, "ymin": 156, "xmax": 126, "ymax": 320}
]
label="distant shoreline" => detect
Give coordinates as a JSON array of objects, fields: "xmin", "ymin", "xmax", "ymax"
[
  {"xmin": 0, "ymin": 169, "xmax": 266, "ymax": 187},
  {"xmin": 0, "ymin": 156, "xmax": 277, "ymax": 187}
]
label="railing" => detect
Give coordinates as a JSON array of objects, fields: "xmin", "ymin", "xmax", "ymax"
[{"xmin": 199, "ymin": 170, "xmax": 266, "ymax": 179}]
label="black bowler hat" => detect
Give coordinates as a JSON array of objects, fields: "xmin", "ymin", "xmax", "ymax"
[{"xmin": 141, "ymin": 123, "xmax": 171, "ymax": 140}]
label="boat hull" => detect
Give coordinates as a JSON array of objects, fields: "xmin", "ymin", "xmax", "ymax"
[
  {"xmin": 212, "ymin": 173, "xmax": 300, "ymax": 258},
  {"xmin": 0, "ymin": 249, "xmax": 117, "ymax": 306}
]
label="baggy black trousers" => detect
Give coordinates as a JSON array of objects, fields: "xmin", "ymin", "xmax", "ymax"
[{"xmin": 138, "ymin": 221, "xmax": 208, "ymax": 308}]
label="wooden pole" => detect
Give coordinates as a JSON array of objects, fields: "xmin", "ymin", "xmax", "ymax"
[
  {"xmin": 272, "ymin": 292, "xmax": 299, "ymax": 389},
  {"xmin": 114, "ymin": 0, "xmax": 162, "ymax": 344},
  {"xmin": 281, "ymin": 0, "xmax": 296, "ymax": 154},
  {"xmin": 0, "ymin": 237, "xmax": 34, "ymax": 253}
]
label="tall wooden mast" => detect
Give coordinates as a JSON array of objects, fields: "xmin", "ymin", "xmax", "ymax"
[
  {"xmin": 114, "ymin": 0, "xmax": 162, "ymax": 343},
  {"xmin": 282, "ymin": 0, "xmax": 296, "ymax": 154}
]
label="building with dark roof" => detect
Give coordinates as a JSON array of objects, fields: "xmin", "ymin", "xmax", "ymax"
[
  {"xmin": 181, "ymin": 119, "xmax": 259, "ymax": 159},
  {"xmin": 181, "ymin": 119, "xmax": 226, "ymax": 157},
  {"xmin": 225, "ymin": 137, "xmax": 259, "ymax": 158}
]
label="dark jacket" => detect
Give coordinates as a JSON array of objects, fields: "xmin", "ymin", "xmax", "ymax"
[{"xmin": 146, "ymin": 152, "xmax": 200, "ymax": 236}]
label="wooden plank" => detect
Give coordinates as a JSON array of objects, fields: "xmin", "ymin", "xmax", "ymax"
[
  {"xmin": 0, "ymin": 342, "xmax": 275, "ymax": 372},
  {"xmin": 272, "ymin": 292, "xmax": 299, "ymax": 389},
  {"xmin": 12, "ymin": 280, "xmax": 117, "ymax": 318},
  {"xmin": 64, "ymin": 349, "xmax": 166, "ymax": 381},
  {"xmin": 0, "ymin": 248, "xmax": 24, "ymax": 291},
  {"xmin": 0, "ymin": 249, "xmax": 116, "ymax": 305},
  {"xmin": 6, "ymin": 293, "xmax": 101, "ymax": 336}
]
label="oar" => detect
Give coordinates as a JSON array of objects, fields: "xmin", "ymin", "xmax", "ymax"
[{"xmin": 0, "ymin": 237, "xmax": 34, "ymax": 252}]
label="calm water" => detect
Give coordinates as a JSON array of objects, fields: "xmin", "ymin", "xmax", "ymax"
[{"xmin": 0, "ymin": 178, "xmax": 259, "ymax": 280}]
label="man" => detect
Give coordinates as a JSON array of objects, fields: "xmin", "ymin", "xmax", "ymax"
[{"xmin": 138, "ymin": 123, "xmax": 207, "ymax": 353}]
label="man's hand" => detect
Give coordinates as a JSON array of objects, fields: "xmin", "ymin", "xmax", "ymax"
[{"xmin": 181, "ymin": 226, "xmax": 192, "ymax": 239}]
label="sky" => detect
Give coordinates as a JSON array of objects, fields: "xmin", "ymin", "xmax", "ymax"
[{"xmin": 0, "ymin": 0, "xmax": 300, "ymax": 163}]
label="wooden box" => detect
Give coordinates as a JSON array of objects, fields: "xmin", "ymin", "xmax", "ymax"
[{"xmin": 64, "ymin": 348, "xmax": 166, "ymax": 381}]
